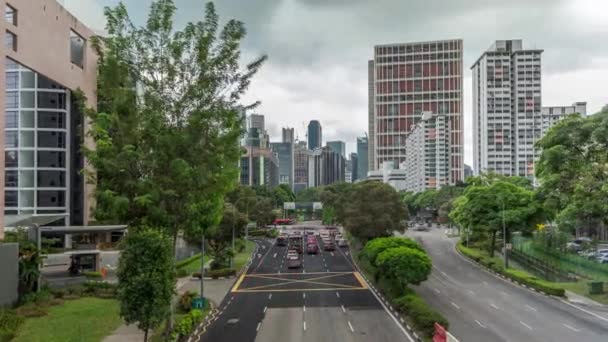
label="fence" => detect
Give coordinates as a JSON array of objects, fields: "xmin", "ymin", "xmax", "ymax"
[{"xmin": 512, "ymin": 238, "xmax": 608, "ymax": 281}]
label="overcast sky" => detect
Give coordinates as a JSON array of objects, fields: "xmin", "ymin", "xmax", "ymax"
[{"xmin": 64, "ymin": 0, "xmax": 608, "ymax": 165}]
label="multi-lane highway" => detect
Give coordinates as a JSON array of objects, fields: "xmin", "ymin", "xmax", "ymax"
[
  {"xmin": 404, "ymin": 228, "xmax": 608, "ymax": 342},
  {"xmin": 201, "ymin": 224, "xmax": 412, "ymax": 342}
]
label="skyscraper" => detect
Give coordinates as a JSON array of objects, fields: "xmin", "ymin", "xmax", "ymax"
[
  {"xmin": 350, "ymin": 152, "xmax": 358, "ymax": 182},
  {"xmin": 307, "ymin": 120, "xmax": 322, "ymax": 150},
  {"xmin": 270, "ymin": 142, "xmax": 294, "ymax": 188},
  {"xmin": 472, "ymin": 40, "xmax": 542, "ymax": 178},
  {"xmin": 368, "ymin": 60, "xmax": 376, "ymax": 171},
  {"xmin": 357, "ymin": 136, "xmax": 368, "ymax": 180},
  {"xmin": 327, "ymin": 141, "xmax": 346, "ymax": 158},
  {"xmin": 370, "ymin": 40, "xmax": 464, "ymax": 184},
  {"xmin": 293, "ymin": 141, "xmax": 310, "ymax": 193},
  {"xmin": 282, "ymin": 127, "xmax": 295, "ymax": 144}
]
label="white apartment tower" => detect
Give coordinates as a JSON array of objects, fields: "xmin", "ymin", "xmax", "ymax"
[{"xmin": 472, "ymin": 40, "xmax": 543, "ymax": 178}]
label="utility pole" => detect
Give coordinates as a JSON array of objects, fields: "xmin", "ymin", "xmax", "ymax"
[{"xmin": 200, "ymin": 234, "xmax": 205, "ymax": 302}]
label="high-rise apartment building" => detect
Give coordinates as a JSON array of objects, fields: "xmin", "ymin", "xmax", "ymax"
[
  {"xmin": 540, "ymin": 102, "xmax": 587, "ymax": 135},
  {"xmin": 368, "ymin": 60, "xmax": 376, "ymax": 171},
  {"xmin": 327, "ymin": 141, "xmax": 345, "ymax": 158},
  {"xmin": 270, "ymin": 142, "xmax": 294, "ymax": 188},
  {"xmin": 307, "ymin": 120, "xmax": 322, "ymax": 150},
  {"xmin": 403, "ymin": 112, "xmax": 450, "ymax": 193},
  {"xmin": 370, "ymin": 40, "xmax": 464, "ymax": 184},
  {"xmin": 282, "ymin": 127, "xmax": 294, "ymax": 144},
  {"xmin": 472, "ymin": 40, "xmax": 543, "ymax": 178},
  {"xmin": 356, "ymin": 136, "xmax": 368, "ymax": 180},
  {"xmin": 1, "ymin": 1, "xmax": 98, "ymax": 232}
]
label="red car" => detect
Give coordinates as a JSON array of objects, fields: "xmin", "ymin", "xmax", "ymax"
[
  {"xmin": 306, "ymin": 243, "xmax": 319, "ymax": 254},
  {"xmin": 273, "ymin": 218, "xmax": 294, "ymax": 225}
]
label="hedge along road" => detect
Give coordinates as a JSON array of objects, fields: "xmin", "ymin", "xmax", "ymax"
[
  {"xmin": 403, "ymin": 228, "xmax": 608, "ymax": 342},
  {"xmin": 200, "ymin": 224, "xmax": 414, "ymax": 342}
]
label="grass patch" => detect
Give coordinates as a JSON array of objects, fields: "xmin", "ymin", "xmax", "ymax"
[
  {"xmin": 177, "ymin": 240, "xmax": 255, "ymax": 277},
  {"xmin": 558, "ymin": 281, "xmax": 608, "ymax": 305},
  {"xmin": 12, "ymin": 297, "xmax": 121, "ymax": 342},
  {"xmin": 234, "ymin": 240, "xmax": 256, "ymax": 271}
]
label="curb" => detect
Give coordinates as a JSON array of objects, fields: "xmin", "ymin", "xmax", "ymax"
[
  {"xmin": 350, "ymin": 257, "xmax": 424, "ymax": 342},
  {"xmin": 454, "ymin": 245, "xmax": 564, "ymax": 300}
]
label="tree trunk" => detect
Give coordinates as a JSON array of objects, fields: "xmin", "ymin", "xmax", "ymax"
[
  {"xmin": 143, "ymin": 328, "xmax": 148, "ymax": 342},
  {"xmin": 167, "ymin": 230, "xmax": 179, "ymax": 334},
  {"xmin": 490, "ymin": 230, "xmax": 496, "ymax": 257}
]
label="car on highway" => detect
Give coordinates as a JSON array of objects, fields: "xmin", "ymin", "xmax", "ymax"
[
  {"xmin": 306, "ymin": 243, "xmax": 319, "ymax": 254},
  {"xmin": 276, "ymin": 235, "xmax": 287, "ymax": 246},
  {"xmin": 324, "ymin": 241, "xmax": 336, "ymax": 251},
  {"xmin": 287, "ymin": 254, "xmax": 302, "ymax": 268},
  {"xmin": 287, "ymin": 249, "xmax": 298, "ymax": 258},
  {"xmin": 337, "ymin": 238, "xmax": 347, "ymax": 247}
]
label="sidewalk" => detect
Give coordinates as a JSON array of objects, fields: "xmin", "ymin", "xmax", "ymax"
[{"xmin": 566, "ymin": 290, "xmax": 606, "ymax": 307}]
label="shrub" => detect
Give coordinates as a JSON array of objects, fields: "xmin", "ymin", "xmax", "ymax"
[
  {"xmin": 50, "ymin": 288, "xmax": 65, "ymax": 299},
  {"xmin": 376, "ymin": 246, "xmax": 432, "ymax": 287},
  {"xmin": 49, "ymin": 298, "xmax": 64, "ymax": 306},
  {"xmin": 266, "ymin": 229, "xmax": 279, "ymax": 238},
  {"xmin": 20, "ymin": 288, "xmax": 51, "ymax": 305},
  {"xmin": 193, "ymin": 268, "xmax": 236, "ymax": 279},
  {"xmin": 83, "ymin": 281, "xmax": 118, "ymax": 298},
  {"xmin": 361, "ymin": 237, "xmax": 424, "ymax": 268},
  {"xmin": 395, "ymin": 290, "xmax": 449, "ymax": 339},
  {"xmin": 178, "ymin": 291, "xmax": 197, "ymax": 313},
  {"xmin": 176, "ymin": 268, "xmax": 190, "ymax": 278},
  {"xmin": 171, "ymin": 309, "xmax": 204, "ymax": 340},
  {"xmin": 83, "ymin": 271, "xmax": 103, "ymax": 279}
]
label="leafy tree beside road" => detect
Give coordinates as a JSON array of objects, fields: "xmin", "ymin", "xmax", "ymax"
[{"xmin": 117, "ymin": 228, "xmax": 175, "ymax": 341}]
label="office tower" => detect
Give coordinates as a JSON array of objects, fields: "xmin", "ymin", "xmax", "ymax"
[
  {"xmin": 356, "ymin": 136, "xmax": 368, "ymax": 180},
  {"xmin": 307, "ymin": 120, "xmax": 322, "ymax": 150},
  {"xmin": 370, "ymin": 40, "xmax": 464, "ymax": 184},
  {"xmin": 240, "ymin": 146, "xmax": 279, "ymax": 188},
  {"xmin": 327, "ymin": 141, "xmax": 346, "ymax": 158},
  {"xmin": 293, "ymin": 141, "xmax": 310, "ymax": 193},
  {"xmin": 247, "ymin": 114, "xmax": 265, "ymax": 130},
  {"xmin": 350, "ymin": 152, "xmax": 358, "ymax": 181},
  {"xmin": 403, "ymin": 112, "xmax": 450, "ymax": 193},
  {"xmin": 2, "ymin": 1, "xmax": 98, "ymax": 229},
  {"xmin": 472, "ymin": 40, "xmax": 543, "ymax": 178},
  {"xmin": 244, "ymin": 114, "xmax": 270, "ymax": 148},
  {"xmin": 282, "ymin": 127, "xmax": 294, "ymax": 144},
  {"xmin": 308, "ymin": 147, "xmax": 345, "ymax": 187},
  {"xmin": 270, "ymin": 142, "xmax": 294, "ymax": 188}
]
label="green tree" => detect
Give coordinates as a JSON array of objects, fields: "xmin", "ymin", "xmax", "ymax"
[
  {"xmin": 226, "ymin": 186, "xmax": 258, "ymax": 214},
  {"xmin": 272, "ymin": 184, "xmax": 295, "ymax": 208},
  {"xmin": 86, "ymin": 0, "xmax": 266, "ymax": 251},
  {"xmin": 342, "ymin": 181, "xmax": 407, "ymax": 242},
  {"xmin": 3, "ymin": 228, "xmax": 42, "ymax": 297},
  {"xmin": 249, "ymin": 198, "xmax": 275, "ymax": 227},
  {"xmin": 117, "ymin": 228, "xmax": 175, "ymax": 341},
  {"xmin": 450, "ymin": 181, "xmax": 543, "ymax": 256},
  {"xmin": 361, "ymin": 236, "xmax": 424, "ymax": 266},
  {"xmin": 536, "ymin": 107, "xmax": 608, "ymax": 235},
  {"xmin": 206, "ymin": 204, "xmax": 248, "ymax": 269},
  {"xmin": 296, "ymin": 187, "xmax": 322, "ymax": 202},
  {"xmin": 320, "ymin": 182, "xmax": 353, "ymax": 224},
  {"xmin": 376, "ymin": 246, "xmax": 432, "ymax": 286}
]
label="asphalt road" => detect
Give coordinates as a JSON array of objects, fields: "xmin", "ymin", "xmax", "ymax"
[
  {"xmin": 201, "ymin": 225, "xmax": 412, "ymax": 342},
  {"xmin": 403, "ymin": 228, "xmax": 608, "ymax": 342}
]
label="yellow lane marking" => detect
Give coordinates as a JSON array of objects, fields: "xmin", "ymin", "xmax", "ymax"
[
  {"xmin": 249, "ymin": 271, "xmax": 351, "ymax": 276},
  {"xmin": 231, "ymin": 274, "xmax": 246, "ymax": 292},
  {"xmin": 353, "ymin": 272, "xmax": 368, "ymax": 289},
  {"xmin": 241, "ymin": 273, "xmax": 357, "ymax": 290},
  {"xmin": 233, "ymin": 287, "xmax": 368, "ymax": 293},
  {"xmin": 247, "ymin": 272, "xmax": 347, "ymax": 283},
  {"xmin": 242, "ymin": 279, "xmax": 361, "ymax": 291}
]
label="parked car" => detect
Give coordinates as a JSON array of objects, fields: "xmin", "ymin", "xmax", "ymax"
[{"xmin": 337, "ymin": 239, "xmax": 347, "ymax": 247}]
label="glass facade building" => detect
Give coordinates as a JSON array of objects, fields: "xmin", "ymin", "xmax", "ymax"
[{"xmin": 4, "ymin": 57, "xmax": 83, "ymax": 225}]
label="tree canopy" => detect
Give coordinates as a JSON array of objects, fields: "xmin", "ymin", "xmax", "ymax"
[
  {"xmin": 536, "ymin": 107, "xmax": 608, "ymax": 234},
  {"xmin": 85, "ymin": 1, "xmax": 266, "ymax": 247},
  {"xmin": 342, "ymin": 181, "xmax": 407, "ymax": 242}
]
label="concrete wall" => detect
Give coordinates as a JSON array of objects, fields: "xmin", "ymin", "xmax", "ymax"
[{"xmin": 0, "ymin": 243, "xmax": 19, "ymax": 306}]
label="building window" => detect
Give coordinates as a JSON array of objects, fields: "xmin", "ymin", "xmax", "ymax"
[
  {"xmin": 5, "ymin": 131, "xmax": 18, "ymax": 148},
  {"xmin": 6, "ymin": 71, "xmax": 18, "ymax": 89},
  {"xmin": 5, "ymin": 170, "xmax": 18, "ymax": 187},
  {"xmin": 5, "ymin": 151, "xmax": 18, "ymax": 168},
  {"xmin": 70, "ymin": 30, "xmax": 85, "ymax": 68},
  {"xmin": 5, "ymin": 191, "xmax": 18, "ymax": 207},
  {"xmin": 37, "ymin": 190, "xmax": 66, "ymax": 207},
  {"xmin": 5, "ymin": 111, "xmax": 18, "ymax": 128},
  {"xmin": 5, "ymin": 4, "xmax": 16, "ymax": 26},
  {"xmin": 5, "ymin": 30, "xmax": 16, "ymax": 51}
]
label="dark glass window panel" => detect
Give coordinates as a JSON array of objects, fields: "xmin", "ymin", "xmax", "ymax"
[
  {"xmin": 38, "ymin": 131, "xmax": 66, "ymax": 148},
  {"xmin": 38, "ymin": 111, "xmax": 66, "ymax": 128},
  {"xmin": 37, "ymin": 74, "xmax": 65, "ymax": 90},
  {"xmin": 37, "ymin": 92, "xmax": 66, "ymax": 109},
  {"xmin": 37, "ymin": 190, "xmax": 66, "ymax": 207},
  {"xmin": 37, "ymin": 151, "xmax": 65, "ymax": 168},
  {"xmin": 5, "ymin": 170, "xmax": 17, "ymax": 187},
  {"xmin": 5, "ymin": 131, "xmax": 18, "ymax": 148},
  {"xmin": 5, "ymin": 151, "xmax": 18, "ymax": 167},
  {"xmin": 5, "ymin": 190, "xmax": 17, "ymax": 207},
  {"xmin": 6, "ymin": 91, "xmax": 18, "ymax": 108},
  {"xmin": 38, "ymin": 170, "xmax": 66, "ymax": 187},
  {"xmin": 6, "ymin": 71, "xmax": 18, "ymax": 89},
  {"xmin": 5, "ymin": 111, "xmax": 17, "ymax": 128}
]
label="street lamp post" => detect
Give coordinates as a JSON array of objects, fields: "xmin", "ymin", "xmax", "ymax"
[{"xmin": 502, "ymin": 200, "xmax": 509, "ymax": 269}]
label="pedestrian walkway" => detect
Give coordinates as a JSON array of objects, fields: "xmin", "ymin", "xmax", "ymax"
[{"xmin": 566, "ymin": 290, "xmax": 606, "ymax": 307}]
